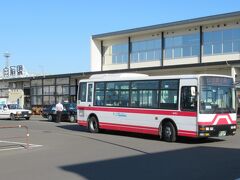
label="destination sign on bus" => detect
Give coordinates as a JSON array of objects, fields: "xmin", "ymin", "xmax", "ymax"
[{"xmin": 201, "ymin": 76, "xmax": 233, "ymax": 86}]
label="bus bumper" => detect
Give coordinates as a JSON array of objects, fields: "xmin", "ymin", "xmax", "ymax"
[{"xmin": 198, "ymin": 124, "xmax": 237, "ymax": 137}]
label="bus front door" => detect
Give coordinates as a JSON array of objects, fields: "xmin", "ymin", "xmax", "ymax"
[{"xmin": 86, "ymin": 83, "xmax": 93, "ymax": 107}]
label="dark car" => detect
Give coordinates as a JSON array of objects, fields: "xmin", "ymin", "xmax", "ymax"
[{"xmin": 42, "ymin": 103, "xmax": 77, "ymax": 123}]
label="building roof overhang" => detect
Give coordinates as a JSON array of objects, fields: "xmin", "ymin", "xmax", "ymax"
[{"xmin": 92, "ymin": 11, "xmax": 240, "ymax": 40}]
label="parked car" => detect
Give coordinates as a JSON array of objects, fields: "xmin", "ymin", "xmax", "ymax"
[
  {"xmin": 0, "ymin": 103, "xmax": 32, "ymax": 120},
  {"xmin": 42, "ymin": 103, "xmax": 77, "ymax": 123}
]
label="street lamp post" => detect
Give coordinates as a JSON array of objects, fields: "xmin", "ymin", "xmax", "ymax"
[{"xmin": 3, "ymin": 52, "xmax": 10, "ymax": 68}]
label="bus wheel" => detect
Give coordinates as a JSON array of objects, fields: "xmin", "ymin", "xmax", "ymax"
[
  {"xmin": 88, "ymin": 116, "xmax": 99, "ymax": 133},
  {"xmin": 162, "ymin": 121, "xmax": 176, "ymax": 142}
]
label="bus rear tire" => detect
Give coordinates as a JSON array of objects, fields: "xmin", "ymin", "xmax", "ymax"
[
  {"xmin": 162, "ymin": 121, "xmax": 176, "ymax": 142},
  {"xmin": 88, "ymin": 116, "xmax": 99, "ymax": 133}
]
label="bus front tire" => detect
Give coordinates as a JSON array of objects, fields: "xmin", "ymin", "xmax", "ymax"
[
  {"xmin": 162, "ymin": 121, "xmax": 176, "ymax": 142},
  {"xmin": 88, "ymin": 116, "xmax": 99, "ymax": 133}
]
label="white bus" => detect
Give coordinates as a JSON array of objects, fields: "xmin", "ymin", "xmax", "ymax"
[{"xmin": 77, "ymin": 73, "xmax": 237, "ymax": 142}]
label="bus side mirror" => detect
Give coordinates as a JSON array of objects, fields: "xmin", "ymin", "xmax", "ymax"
[{"xmin": 191, "ymin": 87, "xmax": 196, "ymax": 96}]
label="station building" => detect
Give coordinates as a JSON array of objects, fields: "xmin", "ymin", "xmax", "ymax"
[
  {"xmin": 0, "ymin": 73, "xmax": 91, "ymax": 113},
  {"xmin": 0, "ymin": 11, "xmax": 240, "ymax": 111},
  {"xmin": 91, "ymin": 11, "xmax": 240, "ymax": 83}
]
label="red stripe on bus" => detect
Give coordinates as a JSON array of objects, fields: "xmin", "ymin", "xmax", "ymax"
[
  {"xmin": 178, "ymin": 130, "xmax": 197, "ymax": 137},
  {"xmin": 78, "ymin": 120, "xmax": 88, "ymax": 126},
  {"xmin": 78, "ymin": 120, "xmax": 198, "ymax": 137},
  {"xmin": 77, "ymin": 106, "xmax": 197, "ymax": 117},
  {"xmin": 99, "ymin": 122, "xmax": 159, "ymax": 135},
  {"xmin": 198, "ymin": 114, "xmax": 236, "ymax": 126}
]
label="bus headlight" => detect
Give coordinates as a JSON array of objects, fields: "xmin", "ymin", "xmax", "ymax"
[
  {"xmin": 231, "ymin": 125, "xmax": 236, "ymax": 129},
  {"xmin": 199, "ymin": 126, "xmax": 214, "ymax": 131}
]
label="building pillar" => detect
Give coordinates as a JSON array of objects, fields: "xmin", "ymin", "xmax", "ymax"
[
  {"xmin": 199, "ymin": 26, "xmax": 203, "ymax": 63},
  {"xmin": 231, "ymin": 66, "xmax": 237, "ymax": 82},
  {"xmin": 128, "ymin": 37, "xmax": 131, "ymax": 69}
]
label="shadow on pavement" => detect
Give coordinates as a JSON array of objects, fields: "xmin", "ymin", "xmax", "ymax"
[
  {"xmin": 58, "ymin": 124, "xmax": 224, "ymax": 144},
  {"xmin": 57, "ymin": 124, "xmax": 88, "ymax": 132},
  {"xmin": 60, "ymin": 146, "xmax": 240, "ymax": 180}
]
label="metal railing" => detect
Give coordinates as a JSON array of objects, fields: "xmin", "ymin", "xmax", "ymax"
[{"xmin": 0, "ymin": 125, "xmax": 29, "ymax": 149}]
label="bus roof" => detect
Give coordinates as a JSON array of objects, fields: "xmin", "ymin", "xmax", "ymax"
[
  {"xmin": 79, "ymin": 73, "xmax": 233, "ymax": 82},
  {"xmin": 89, "ymin": 73, "xmax": 148, "ymax": 80}
]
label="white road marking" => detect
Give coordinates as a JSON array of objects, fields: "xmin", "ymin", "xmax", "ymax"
[{"xmin": 0, "ymin": 140, "xmax": 43, "ymax": 152}]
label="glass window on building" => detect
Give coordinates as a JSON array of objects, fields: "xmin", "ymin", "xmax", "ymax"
[
  {"xmin": 56, "ymin": 96, "xmax": 63, "ymax": 103},
  {"xmin": 31, "ymin": 79, "xmax": 42, "ymax": 86},
  {"xmin": 63, "ymin": 85, "xmax": 69, "ymax": 95},
  {"xmin": 56, "ymin": 96, "xmax": 69, "ymax": 103},
  {"xmin": 203, "ymin": 28, "xmax": 240, "ymax": 55},
  {"xmin": 131, "ymin": 38, "xmax": 161, "ymax": 63},
  {"xmin": 0, "ymin": 89, "xmax": 9, "ymax": 97},
  {"xmin": 70, "ymin": 78, "xmax": 77, "ymax": 86},
  {"xmin": 43, "ymin": 86, "xmax": 55, "ymax": 95},
  {"xmin": 56, "ymin": 77, "xmax": 69, "ymax": 85},
  {"xmin": 56, "ymin": 85, "xmax": 62, "ymax": 95},
  {"xmin": 56, "ymin": 85, "xmax": 69, "ymax": 95},
  {"xmin": 43, "ymin": 96, "xmax": 55, "ymax": 105},
  {"xmin": 164, "ymin": 33, "xmax": 200, "ymax": 59},
  {"xmin": 0, "ymin": 82, "xmax": 9, "ymax": 89},
  {"xmin": 43, "ymin": 86, "xmax": 49, "ymax": 95},
  {"xmin": 70, "ymin": 86, "xmax": 76, "ymax": 95},
  {"xmin": 31, "ymin": 87, "xmax": 42, "ymax": 95},
  {"xmin": 103, "ymin": 43, "xmax": 128, "ymax": 65},
  {"xmin": 31, "ymin": 96, "xmax": 42, "ymax": 105},
  {"xmin": 43, "ymin": 78, "xmax": 55, "ymax": 85}
]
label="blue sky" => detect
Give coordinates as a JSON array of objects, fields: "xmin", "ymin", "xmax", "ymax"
[{"xmin": 0, "ymin": 0, "xmax": 240, "ymax": 75}]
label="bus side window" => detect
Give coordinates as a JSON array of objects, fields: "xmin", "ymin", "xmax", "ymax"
[
  {"xmin": 79, "ymin": 82, "xmax": 87, "ymax": 102},
  {"xmin": 94, "ymin": 82, "xmax": 105, "ymax": 106},
  {"xmin": 181, "ymin": 86, "xmax": 197, "ymax": 111}
]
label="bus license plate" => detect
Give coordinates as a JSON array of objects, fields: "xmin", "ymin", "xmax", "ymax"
[{"xmin": 218, "ymin": 131, "xmax": 226, "ymax": 137}]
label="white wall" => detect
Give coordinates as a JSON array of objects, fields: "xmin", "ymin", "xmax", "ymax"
[
  {"xmin": 103, "ymin": 64, "xmax": 128, "ymax": 71},
  {"xmin": 202, "ymin": 54, "xmax": 240, "ymax": 63},
  {"xmin": 90, "ymin": 39, "xmax": 102, "ymax": 71},
  {"xmin": 131, "ymin": 61, "xmax": 161, "ymax": 69},
  {"xmin": 163, "ymin": 57, "xmax": 199, "ymax": 66}
]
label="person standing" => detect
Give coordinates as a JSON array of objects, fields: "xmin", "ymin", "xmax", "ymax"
[{"xmin": 56, "ymin": 101, "xmax": 64, "ymax": 123}]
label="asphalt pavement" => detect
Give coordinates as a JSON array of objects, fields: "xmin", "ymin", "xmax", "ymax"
[{"xmin": 0, "ymin": 115, "xmax": 239, "ymax": 180}]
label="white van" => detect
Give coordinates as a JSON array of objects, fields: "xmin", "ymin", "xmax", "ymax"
[{"xmin": 0, "ymin": 104, "xmax": 32, "ymax": 120}]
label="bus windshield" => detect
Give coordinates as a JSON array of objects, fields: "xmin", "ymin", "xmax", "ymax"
[{"xmin": 200, "ymin": 76, "xmax": 236, "ymax": 114}]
